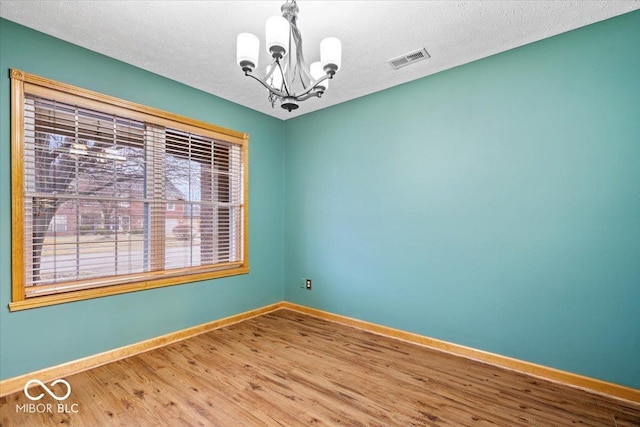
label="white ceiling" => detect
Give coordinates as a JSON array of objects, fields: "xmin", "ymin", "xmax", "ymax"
[{"xmin": 1, "ymin": 1, "xmax": 639, "ymax": 120}]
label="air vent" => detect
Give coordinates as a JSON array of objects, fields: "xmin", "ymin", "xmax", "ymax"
[{"xmin": 388, "ymin": 48, "xmax": 430, "ymax": 70}]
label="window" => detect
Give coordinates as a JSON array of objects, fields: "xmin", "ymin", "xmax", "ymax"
[
  {"xmin": 53, "ymin": 215, "xmax": 67, "ymax": 232},
  {"xmin": 10, "ymin": 69, "xmax": 249, "ymax": 311}
]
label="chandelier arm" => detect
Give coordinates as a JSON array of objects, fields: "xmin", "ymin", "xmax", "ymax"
[
  {"xmin": 244, "ymin": 69, "xmax": 329, "ymax": 101},
  {"xmin": 290, "ymin": 73, "xmax": 332, "ymax": 99},
  {"xmin": 296, "ymin": 91, "xmax": 323, "ymax": 102},
  {"xmin": 244, "ymin": 71, "xmax": 289, "ymax": 98},
  {"xmin": 276, "ymin": 60, "xmax": 292, "ymax": 96}
]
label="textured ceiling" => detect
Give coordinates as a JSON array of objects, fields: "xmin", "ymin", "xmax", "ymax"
[{"xmin": 1, "ymin": 1, "xmax": 639, "ymax": 120}]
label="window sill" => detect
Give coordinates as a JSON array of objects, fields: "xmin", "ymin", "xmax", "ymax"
[{"xmin": 8, "ymin": 266, "xmax": 249, "ymax": 312}]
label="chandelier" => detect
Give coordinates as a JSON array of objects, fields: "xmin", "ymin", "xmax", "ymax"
[{"xmin": 236, "ymin": 0, "xmax": 342, "ymax": 112}]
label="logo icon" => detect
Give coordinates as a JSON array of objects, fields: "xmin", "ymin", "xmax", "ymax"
[{"xmin": 24, "ymin": 379, "xmax": 72, "ymax": 401}]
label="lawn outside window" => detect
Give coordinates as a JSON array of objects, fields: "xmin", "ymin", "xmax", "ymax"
[{"xmin": 9, "ymin": 69, "xmax": 249, "ymax": 311}]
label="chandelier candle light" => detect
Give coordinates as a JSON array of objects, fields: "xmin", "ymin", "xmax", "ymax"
[{"xmin": 236, "ymin": 0, "xmax": 342, "ymax": 112}]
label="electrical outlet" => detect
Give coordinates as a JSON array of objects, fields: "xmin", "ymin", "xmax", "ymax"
[{"xmin": 305, "ymin": 279, "xmax": 312, "ymax": 290}]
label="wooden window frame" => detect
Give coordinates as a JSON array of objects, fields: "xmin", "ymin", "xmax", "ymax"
[{"xmin": 9, "ymin": 69, "xmax": 249, "ymax": 311}]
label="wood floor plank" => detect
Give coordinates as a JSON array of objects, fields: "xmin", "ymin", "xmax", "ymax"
[{"xmin": 1, "ymin": 309, "xmax": 638, "ymax": 426}]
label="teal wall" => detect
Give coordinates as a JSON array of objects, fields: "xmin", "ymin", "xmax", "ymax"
[
  {"xmin": 0, "ymin": 19, "xmax": 285, "ymax": 380},
  {"xmin": 284, "ymin": 11, "xmax": 640, "ymax": 388},
  {"xmin": 2, "ymin": 10, "xmax": 639, "ymax": 390}
]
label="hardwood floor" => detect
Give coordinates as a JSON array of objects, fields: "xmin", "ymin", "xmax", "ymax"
[{"xmin": 1, "ymin": 309, "xmax": 639, "ymax": 426}]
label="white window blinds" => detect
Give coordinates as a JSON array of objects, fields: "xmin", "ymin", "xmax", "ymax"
[{"xmin": 21, "ymin": 94, "xmax": 245, "ymax": 297}]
